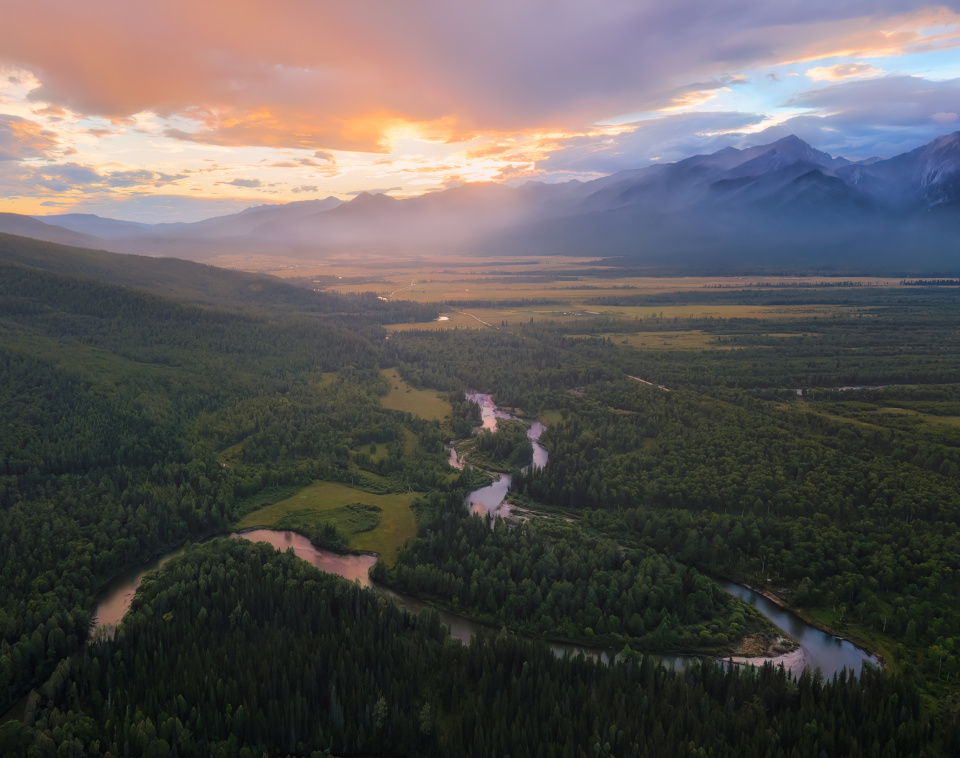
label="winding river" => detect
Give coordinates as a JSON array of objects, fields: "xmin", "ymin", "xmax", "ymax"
[
  {"xmin": 91, "ymin": 393, "xmax": 879, "ymax": 678},
  {"xmin": 461, "ymin": 392, "xmax": 548, "ymax": 520}
]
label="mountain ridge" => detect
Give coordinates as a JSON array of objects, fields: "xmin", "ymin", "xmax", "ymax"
[{"xmin": 7, "ymin": 131, "xmax": 960, "ymax": 271}]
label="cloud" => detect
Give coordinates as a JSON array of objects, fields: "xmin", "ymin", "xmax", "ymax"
[
  {"xmin": 86, "ymin": 127, "xmax": 121, "ymax": 138},
  {"xmin": 36, "ymin": 162, "xmax": 103, "ymax": 190},
  {"xmin": 106, "ymin": 169, "xmax": 187, "ymax": 188},
  {"xmin": 658, "ymin": 75, "xmax": 750, "ymax": 111},
  {"xmin": 224, "ymin": 177, "xmax": 262, "ymax": 188},
  {"xmin": 0, "ymin": 114, "xmax": 60, "ymax": 160},
  {"xmin": 0, "ymin": 159, "xmax": 189, "ymax": 195},
  {"xmin": 806, "ymin": 63, "xmax": 883, "ymax": 81},
  {"xmin": 525, "ymin": 73, "xmax": 960, "ymax": 174},
  {"xmin": 263, "ymin": 156, "xmax": 328, "ymax": 168},
  {"xmin": 162, "ymin": 127, "xmax": 195, "ymax": 141},
  {"xmin": 1, "ymin": 2, "xmax": 956, "ymax": 152},
  {"xmin": 786, "ymin": 74, "xmax": 960, "ymax": 129},
  {"xmin": 290, "ymin": 184, "xmax": 317, "ymax": 194},
  {"xmin": 536, "ymin": 112, "xmax": 769, "ymax": 176},
  {"xmin": 31, "ymin": 104, "xmax": 67, "ymax": 121},
  {"xmin": 723, "ymin": 75, "xmax": 960, "ymax": 158},
  {"xmin": 344, "ymin": 187, "xmax": 402, "ymax": 196}
]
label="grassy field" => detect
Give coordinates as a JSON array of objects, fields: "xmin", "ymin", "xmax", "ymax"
[
  {"xmin": 539, "ymin": 409, "xmax": 565, "ymax": 427},
  {"xmin": 386, "ymin": 311, "xmax": 481, "ymax": 331},
  {"xmin": 210, "ymin": 249, "xmax": 901, "ymax": 294},
  {"xmin": 235, "ymin": 480, "xmax": 418, "ymax": 563},
  {"xmin": 597, "ymin": 330, "xmax": 721, "ymax": 350},
  {"xmin": 302, "ymin": 264, "xmax": 903, "ymax": 304},
  {"xmin": 876, "ymin": 407, "xmax": 960, "ymax": 428},
  {"xmin": 588, "ymin": 329, "xmax": 819, "ymax": 351},
  {"xmin": 385, "ymin": 303, "xmax": 875, "ymax": 332},
  {"xmin": 380, "ymin": 367, "xmax": 452, "ymax": 421},
  {"xmin": 777, "ymin": 402, "xmax": 883, "ymax": 430},
  {"xmin": 784, "ymin": 400, "xmax": 960, "ymax": 435},
  {"xmin": 597, "ymin": 304, "xmax": 872, "ymax": 320}
]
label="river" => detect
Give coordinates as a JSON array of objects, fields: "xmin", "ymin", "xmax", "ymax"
[
  {"xmin": 90, "ymin": 532, "xmax": 877, "ymax": 678},
  {"xmin": 90, "ymin": 393, "xmax": 878, "ymax": 678},
  {"xmin": 462, "ymin": 392, "xmax": 547, "ymax": 520},
  {"xmin": 718, "ymin": 581, "xmax": 878, "ymax": 675}
]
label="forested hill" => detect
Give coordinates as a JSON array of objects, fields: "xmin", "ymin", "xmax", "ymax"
[
  {"xmin": 0, "ymin": 243, "xmax": 445, "ymax": 719},
  {"xmin": 0, "ymin": 233, "xmax": 437, "ymax": 322},
  {"xmin": 3, "ymin": 538, "xmax": 935, "ymax": 758}
]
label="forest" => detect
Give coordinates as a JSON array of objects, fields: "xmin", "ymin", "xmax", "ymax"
[
  {"xmin": 0, "ymin": 237, "xmax": 453, "ymax": 722},
  {"xmin": 376, "ymin": 490, "xmax": 780, "ymax": 654},
  {"xmin": 0, "ymin": 539, "xmax": 941, "ymax": 757},
  {"xmin": 2, "ymin": 233, "xmax": 959, "ymax": 755}
]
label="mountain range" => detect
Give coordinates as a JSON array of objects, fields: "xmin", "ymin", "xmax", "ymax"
[{"xmin": 6, "ymin": 132, "xmax": 960, "ymax": 272}]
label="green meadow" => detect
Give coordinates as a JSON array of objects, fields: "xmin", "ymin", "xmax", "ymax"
[{"xmin": 235, "ymin": 480, "xmax": 418, "ymax": 563}]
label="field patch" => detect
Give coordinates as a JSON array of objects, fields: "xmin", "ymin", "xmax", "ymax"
[
  {"xmin": 379, "ymin": 367, "xmax": 452, "ymax": 421},
  {"xmin": 386, "ymin": 311, "xmax": 481, "ymax": 331},
  {"xmin": 384, "ymin": 303, "xmax": 873, "ymax": 332},
  {"xmin": 596, "ymin": 304, "xmax": 870, "ymax": 320},
  {"xmin": 235, "ymin": 480, "xmax": 418, "ymax": 562},
  {"xmin": 600, "ymin": 330, "xmax": 720, "ymax": 350},
  {"xmin": 876, "ymin": 407, "xmax": 960, "ymax": 428},
  {"xmin": 539, "ymin": 409, "xmax": 565, "ymax": 427},
  {"xmin": 274, "ymin": 503, "xmax": 381, "ymax": 536}
]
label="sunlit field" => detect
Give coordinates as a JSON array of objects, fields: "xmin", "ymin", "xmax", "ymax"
[{"xmin": 235, "ymin": 480, "xmax": 418, "ymax": 562}]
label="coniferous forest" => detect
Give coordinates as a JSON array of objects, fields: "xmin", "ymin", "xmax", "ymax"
[{"xmin": 1, "ymin": 232, "xmax": 959, "ymax": 756}]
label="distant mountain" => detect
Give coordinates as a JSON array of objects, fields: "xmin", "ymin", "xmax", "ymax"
[
  {"xmin": 836, "ymin": 132, "xmax": 960, "ymax": 211},
  {"xmin": 31, "ymin": 213, "xmax": 153, "ymax": 239},
  {"xmin": 153, "ymin": 196, "xmax": 344, "ymax": 239},
  {"xmin": 247, "ymin": 185, "xmax": 539, "ymax": 252},
  {"xmin": 6, "ymin": 133, "xmax": 960, "ymax": 272},
  {"xmin": 0, "ymin": 213, "xmax": 104, "ymax": 248},
  {"xmin": 483, "ymin": 132, "xmax": 960, "ymax": 271}
]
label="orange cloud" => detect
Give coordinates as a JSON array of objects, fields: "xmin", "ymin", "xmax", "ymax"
[
  {"xmin": 1, "ymin": 1, "xmax": 958, "ymax": 157},
  {"xmin": 782, "ymin": 8, "xmax": 960, "ymax": 64},
  {"xmin": 806, "ymin": 63, "xmax": 884, "ymax": 81},
  {"xmin": 0, "ymin": 115, "xmax": 61, "ymax": 160}
]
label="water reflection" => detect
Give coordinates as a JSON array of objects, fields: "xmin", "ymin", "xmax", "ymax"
[
  {"xmin": 462, "ymin": 393, "xmax": 548, "ymax": 519},
  {"xmin": 468, "ymin": 475, "xmax": 514, "ymax": 518},
  {"xmin": 91, "ymin": 530, "xmax": 377, "ymax": 631},
  {"xmin": 718, "ymin": 581, "xmax": 879, "ymax": 676},
  {"xmin": 91, "ymin": 531, "xmax": 878, "ymax": 678},
  {"xmin": 233, "ymin": 530, "xmax": 377, "ymax": 585},
  {"xmin": 92, "ymin": 550, "xmax": 184, "ymax": 630}
]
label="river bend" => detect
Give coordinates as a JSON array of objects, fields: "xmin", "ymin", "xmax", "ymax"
[{"xmin": 92, "ymin": 393, "xmax": 879, "ymax": 678}]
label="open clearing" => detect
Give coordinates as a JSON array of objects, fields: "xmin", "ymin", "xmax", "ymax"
[
  {"xmin": 386, "ymin": 311, "xmax": 485, "ymax": 331},
  {"xmin": 379, "ymin": 367, "xmax": 452, "ymax": 421},
  {"xmin": 539, "ymin": 409, "xmax": 565, "ymax": 427},
  {"xmin": 584, "ymin": 329, "xmax": 822, "ymax": 351},
  {"xmin": 385, "ymin": 303, "xmax": 874, "ymax": 332},
  {"xmin": 209, "ymin": 251, "xmax": 904, "ymax": 304},
  {"xmin": 876, "ymin": 407, "xmax": 960, "ymax": 428},
  {"xmin": 235, "ymin": 480, "xmax": 418, "ymax": 563},
  {"xmin": 596, "ymin": 330, "xmax": 720, "ymax": 350}
]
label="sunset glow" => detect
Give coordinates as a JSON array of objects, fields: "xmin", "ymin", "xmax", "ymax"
[{"xmin": 2, "ymin": 1, "xmax": 960, "ymax": 221}]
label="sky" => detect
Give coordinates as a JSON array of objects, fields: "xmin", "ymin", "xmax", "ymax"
[{"xmin": 1, "ymin": 1, "xmax": 960, "ymax": 222}]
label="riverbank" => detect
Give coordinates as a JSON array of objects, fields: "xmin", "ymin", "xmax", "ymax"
[
  {"xmin": 713, "ymin": 577, "xmax": 886, "ymax": 671},
  {"xmin": 80, "ymin": 520, "xmax": 881, "ymax": 688},
  {"xmin": 369, "ymin": 571, "xmax": 795, "ymax": 662}
]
